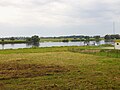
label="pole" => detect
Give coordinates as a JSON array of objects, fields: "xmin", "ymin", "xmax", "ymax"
[
  {"xmin": 113, "ymin": 22, "xmax": 115, "ymax": 34},
  {"xmin": 113, "ymin": 22, "xmax": 116, "ymax": 49}
]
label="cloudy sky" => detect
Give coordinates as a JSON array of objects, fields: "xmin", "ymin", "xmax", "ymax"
[{"xmin": 0, "ymin": 0, "xmax": 120, "ymax": 37}]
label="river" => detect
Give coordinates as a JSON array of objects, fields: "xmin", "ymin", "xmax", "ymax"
[{"xmin": 0, "ymin": 40, "xmax": 114, "ymax": 49}]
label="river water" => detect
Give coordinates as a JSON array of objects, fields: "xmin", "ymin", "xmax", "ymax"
[{"xmin": 0, "ymin": 40, "xmax": 114, "ymax": 49}]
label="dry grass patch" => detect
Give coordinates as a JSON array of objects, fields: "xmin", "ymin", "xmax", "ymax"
[{"xmin": 0, "ymin": 61, "xmax": 69, "ymax": 80}]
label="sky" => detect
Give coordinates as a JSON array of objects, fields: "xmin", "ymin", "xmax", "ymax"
[{"xmin": 0, "ymin": 0, "xmax": 120, "ymax": 37}]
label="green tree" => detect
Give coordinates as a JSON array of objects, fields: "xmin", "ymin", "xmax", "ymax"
[
  {"xmin": 84, "ymin": 36, "xmax": 90, "ymax": 45},
  {"xmin": 94, "ymin": 36, "xmax": 100, "ymax": 42},
  {"xmin": 10, "ymin": 37, "xmax": 15, "ymax": 41},
  {"xmin": 104, "ymin": 35, "xmax": 111, "ymax": 40},
  {"xmin": 1, "ymin": 38, "xmax": 4, "ymax": 41},
  {"xmin": 26, "ymin": 37, "xmax": 31, "ymax": 43},
  {"xmin": 84, "ymin": 36, "xmax": 90, "ymax": 41},
  {"xmin": 31, "ymin": 35, "xmax": 40, "ymax": 44}
]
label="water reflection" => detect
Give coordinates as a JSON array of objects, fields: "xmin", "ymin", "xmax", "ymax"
[
  {"xmin": 0, "ymin": 40, "xmax": 114, "ymax": 49},
  {"xmin": 2, "ymin": 44, "xmax": 4, "ymax": 49},
  {"xmin": 26, "ymin": 42, "xmax": 40, "ymax": 47},
  {"xmin": 32, "ymin": 42, "xmax": 40, "ymax": 47}
]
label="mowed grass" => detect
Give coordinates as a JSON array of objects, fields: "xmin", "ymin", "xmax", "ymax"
[{"xmin": 0, "ymin": 46, "xmax": 120, "ymax": 90}]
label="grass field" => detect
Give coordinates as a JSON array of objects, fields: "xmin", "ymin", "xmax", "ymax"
[
  {"xmin": 40, "ymin": 38, "xmax": 102, "ymax": 42},
  {"xmin": 0, "ymin": 40, "xmax": 26, "ymax": 44},
  {"xmin": 0, "ymin": 46, "xmax": 120, "ymax": 90}
]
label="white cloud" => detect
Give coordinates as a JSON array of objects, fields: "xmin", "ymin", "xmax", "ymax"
[{"xmin": 0, "ymin": 0, "xmax": 120, "ymax": 36}]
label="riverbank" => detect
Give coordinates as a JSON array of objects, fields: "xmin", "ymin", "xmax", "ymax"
[
  {"xmin": 40, "ymin": 38, "xmax": 103, "ymax": 42},
  {"xmin": 0, "ymin": 40, "xmax": 26, "ymax": 44},
  {"xmin": 0, "ymin": 46, "xmax": 119, "ymax": 89}
]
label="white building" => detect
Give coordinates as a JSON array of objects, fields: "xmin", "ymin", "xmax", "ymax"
[{"xmin": 115, "ymin": 40, "xmax": 120, "ymax": 49}]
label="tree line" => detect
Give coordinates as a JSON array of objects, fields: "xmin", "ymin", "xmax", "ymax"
[
  {"xmin": 0, "ymin": 34, "xmax": 120, "ymax": 44},
  {"xmin": 104, "ymin": 34, "xmax": 120, "ymax": 41},
  {"xmin": 0, "ymin": 35, "xmax": 40, "ymax": 45}
]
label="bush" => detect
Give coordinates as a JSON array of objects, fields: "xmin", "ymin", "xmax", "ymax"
[{"xmin": 62, "ymin": 39, "xmax": 69, "ymax": 42}]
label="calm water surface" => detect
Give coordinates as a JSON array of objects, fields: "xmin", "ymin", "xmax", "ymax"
[{"xmin": 0, "ymin": 40, "xmax": 114, "ymax": 49}]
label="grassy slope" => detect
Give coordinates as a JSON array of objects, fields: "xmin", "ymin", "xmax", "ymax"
[{"xmin": 0, "ymin": 46, "xmax": 120, "ymax": 90}]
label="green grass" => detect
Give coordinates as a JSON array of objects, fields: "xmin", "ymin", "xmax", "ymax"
[
  {"xmin": 40, "ymin": 38, "xmax": 78, "ymax": 42},
  {"xmin": 0, "ymin": 46, "xmax": 99, "ymax": 54},
  {"xmin": 0, "ymin": 46, "xmax": 71, "ymax": 54},
  {"xmin": 40, "ymin": 38, "xmax": 103, "ymax": 42},
  {"xmin": 0, "ymin": 46, "xmax": 120, "ymax": 90},
  {"xmin": 40, "ymin": 38, "xmax": 64, "ymax": 42},
  {"xmin": 99, "ymin": 44, "xmax": 114, "ymax": 47},
  {"xmin": 0, "ymin": 40, "xmax": 26, "ymax": 44},
  {"xmin": 69, "ymin": 46, "xmax": 120, "ymax": 58}
]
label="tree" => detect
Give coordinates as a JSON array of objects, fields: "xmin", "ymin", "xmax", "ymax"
[
  {"xmin": 104, "ymin": 35, "xmax": 111, "ymax": 40},
  {"xmin": 104, "ymin": 34, "xmax": 120, "ymax": 40},
  {"xmin": 31, "ymin": 35, "xmax": 40, "ymax": 44},
  {"xmin": 1, "ymin": 38, "xmax": 4, "ymax": 42},
  {"xmin": 1, "ymin": 38, "xmax": 4, "ymax": 44},
  {"xmin": 94, "ymin": 36, "xmax": 100, "ymax": 42},
  {"xmin": 26, "ymin": 37, "xmax": 31, "ymax": 43},
  {"xmin": 84, "ymin": 36, "xmax": 90, "ymax": 45},
  {"xmin": 62, "ymin": 39, "xmax": 69, "ymax": 42},
  {"xmin": 84, "ymin": 36, "xmax": 90, "ymax": 41},
  {"xmin": 26, "ymin": 35, "xmax": 40, "ymax": 46},
  {"xmin": 111, "ymin": 34, "xmax": 120, "ymax": 39},
  {"xmin": 10, "ymin": 37, "xmax": 15, "ymax": 41}
]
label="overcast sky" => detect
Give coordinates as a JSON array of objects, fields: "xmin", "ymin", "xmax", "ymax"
[{"xmin": 0, "ymin": 0, "xmax": 120, "ymax": 37}]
